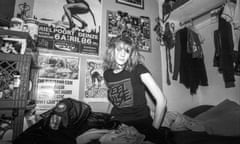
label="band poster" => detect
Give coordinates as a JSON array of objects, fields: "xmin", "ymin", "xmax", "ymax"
[
  {"xmin": 84, "ymin": 59, "xmax": 108, "ymax": 102},
  {"xmin": 35, "ymin": 54, "xmax": 80, "ymax": 114},
  {"xmin": 33, "ymin": 0, "xmax": 102, "ymax": 55},
  {"xmin": 107, "ymin": 10, "xmax": 151, "ymax": 52}
]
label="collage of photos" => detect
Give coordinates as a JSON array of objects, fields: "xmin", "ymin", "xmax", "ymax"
[{"xmin": 107, "ymin": 10, "xmax": 151, "ymax": 52}]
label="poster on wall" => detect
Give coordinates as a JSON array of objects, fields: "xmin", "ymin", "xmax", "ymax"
[
  {"xmin": 84, "ymin": 59, "xmax": 108, "ymax": 102},
  {"xmin": 107, "ymin": 10, "xmax": 151, "ymax": 52},
  {"xmin": 116, "ymin": 0, "xmax": 144, "ymax": 9},
  {"xmin": 33, "ymin": 0, "xmax": 102, "ymax": 55},
  {"xmin": 35, "ymin": 54, "xmax": 80, "ymax": 114}
]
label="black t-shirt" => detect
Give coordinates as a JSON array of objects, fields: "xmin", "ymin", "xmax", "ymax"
[{"xmin": 103, "ymin": 64, "xmax": 151, "ymax": 122}]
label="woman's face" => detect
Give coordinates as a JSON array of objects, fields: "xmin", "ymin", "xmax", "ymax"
[{"xmin": 114, "ymin": 42, "xmax": 132, "ymax": 66}]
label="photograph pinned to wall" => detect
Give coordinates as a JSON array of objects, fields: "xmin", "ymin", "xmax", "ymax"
[
  {"xmin": 33, "ymin": 0, "xmax": 102, "ymax": 55},
  {"xmin": 84, "ymin": 59, "xmax": 108, "ymax": 102},
  {"xmin": 107, "ymin": 10, "xmax": 151, "ymax": 52},
  {"xmin": 38, "ymin": 54, "xmax": 80, "ymax": 80},
  {"xmin": 0, "ymin": 38, "xmax": 26, "ymax": 54},
  {"xmin": 14, "ymin": 1, "xmax": 34, "ymax": 19},
  {"xmin": 116, "ymin": 0, "xmax": 144, "ymax": 9},
  {"xmin": 35, "ymin": 54, "xmax": 81, "ymax": 114}
]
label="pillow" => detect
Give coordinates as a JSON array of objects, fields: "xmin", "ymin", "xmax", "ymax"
[{"xmin": 195, "ymin": 99, "xmax": 240, "ymax": 136}]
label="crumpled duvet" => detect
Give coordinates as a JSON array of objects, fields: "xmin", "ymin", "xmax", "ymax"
[
  {"xmin": 163, "ymin": 100, "xmax": 240, "ymax": 136},
  {"xmin": 162, "ymin": 111, "xmax": 205, "ymax": 132},
  {"xmin": 100, "ymin": 124, "xmax": 146, "ymax": 144},
  {"xmin": 76, "ymin": 124, "xmax": 152, "ymax": 144}
]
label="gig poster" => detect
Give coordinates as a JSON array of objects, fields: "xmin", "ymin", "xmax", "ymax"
[
  {"xmin": 84, "ymin": 59, "xmax": 108, "ymax": 102},
  {"xmin": 33, "ymin": 0, "xmax": 102, "ymax": 55},
  {"xmin": 35, "ymin": 54, "xmax": 80, "ymax": 114}
]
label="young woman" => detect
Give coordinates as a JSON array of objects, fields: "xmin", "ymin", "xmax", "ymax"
[{"xmin": 103, "ymin": 34, "xmax": 167, "ymax": 143}]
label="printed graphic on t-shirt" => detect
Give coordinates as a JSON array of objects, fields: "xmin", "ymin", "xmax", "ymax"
[{"xmin": 108, "ymin": 78, "xmax": 133, "ymax": 108}]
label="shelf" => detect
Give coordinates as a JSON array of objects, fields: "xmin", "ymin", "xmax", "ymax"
[
  {"xmin": 0, "ymin": 18, "xmax": 10, "ymax": 27},
  {"xmin": 0, "ymin": 29, "xmax": 39, "ymax": 69},
  {"xmin": 0, "ymin": 28, "xmax": 32, "ymax": 40},
  {"xmin": 0, "ymin": 28, "xmax": 38, "ymax": 52}
]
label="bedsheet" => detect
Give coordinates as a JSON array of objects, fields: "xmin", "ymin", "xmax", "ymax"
[{"xmin": 172, "ymin": 130, "xmax": 240, "ymax": 144}]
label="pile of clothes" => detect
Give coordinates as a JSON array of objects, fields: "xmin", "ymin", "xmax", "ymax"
[
  {"xmin": 76, "ymin": 124, "xmax": 149, "ymax": 144},
  {"xmin": 13, "ymin": 98, "xmax": 152, "ymax": 144}
]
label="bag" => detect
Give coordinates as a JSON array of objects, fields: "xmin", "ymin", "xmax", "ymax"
[
  {"xmin": 41, "ymin": 98, "xmax": 91, "ymax": 129},
  {"xmin": 13, "ymin": 98, "xmax": 120, "ymax": 144},
  {"xmin": 13, "ymin": 98, "xmax": 92, "ymax": 144}
]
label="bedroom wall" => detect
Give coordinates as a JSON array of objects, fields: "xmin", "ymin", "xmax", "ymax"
[
  {"xmin": 158, "ymin": 1, "xmax": 240, "ymax": 113},
  {"xmin": 15, "ymin": 0, "xmax": 240, "ymax": 114},
  {"xmin": 13, "ymin": 0, "xmax": 162, "ymax": 113}
]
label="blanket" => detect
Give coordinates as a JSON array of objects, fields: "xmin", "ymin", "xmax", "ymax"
[
  {"xmin": 162, "ymin": 111, "xmax": 205, "ymax": 132},
  {"xmin": 163, "ymin": 99, "xmax": 240, "ymax": 136},
  {"xmin": 76, "ymin": 124, "xmax": 152, "ymax": 144}
]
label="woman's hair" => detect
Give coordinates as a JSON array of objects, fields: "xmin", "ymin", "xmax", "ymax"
[{"xmin": 103, "ymin": 34, "xmax": 144, "ymax": 72}]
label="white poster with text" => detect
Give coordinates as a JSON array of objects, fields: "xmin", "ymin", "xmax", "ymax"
[{"xmin": 36, "ymin": 54, "xmax": 80, "ymax": 113}]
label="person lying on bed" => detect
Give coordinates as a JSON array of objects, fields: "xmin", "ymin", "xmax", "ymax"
[{"xmin": 102, "ymin": 32, "xmax": 167, "ymax": 144}]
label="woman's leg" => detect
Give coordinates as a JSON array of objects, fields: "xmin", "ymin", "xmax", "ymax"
[{"xmin": 124, "ymin": 116, "xmax": 165, "ymax": 144}]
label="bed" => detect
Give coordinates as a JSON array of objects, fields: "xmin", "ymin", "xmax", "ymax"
[
  {"xmin": 169, "ymin": 99, "xmax": 240, "ymax": 144},
  {"xmin": 11, "ymin": 98, "xmax": 240, "ymax": 144}
]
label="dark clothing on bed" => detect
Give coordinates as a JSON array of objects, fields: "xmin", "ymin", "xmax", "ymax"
[
  {"xmin": 124, "ymin": 115, "xmax": 172, "ymax": 144},
  {"xmin": 13, "ymin": 99, "xmax": 120, "ymax": 144}
]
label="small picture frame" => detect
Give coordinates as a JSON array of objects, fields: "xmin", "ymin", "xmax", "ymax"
[
  {"xmin": 116, "ymin": 0, "xmax": 144, "ymax": 9},
  {"xmin": 0, "ymin": 37, "xmax": 26, "ymax": 54}
]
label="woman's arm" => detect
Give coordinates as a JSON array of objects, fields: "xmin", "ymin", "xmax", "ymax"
[
  {"xmin": 106, "ymin": 102, "xmax": 113, "ymax": 114},
  {"xmin": 140, "ymin": 73, "xmax": 167, "ymax": 129}
]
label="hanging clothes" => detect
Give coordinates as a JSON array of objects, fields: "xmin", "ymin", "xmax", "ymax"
[
  {"xmin": 234, "ymin": 39, "xmax": 240, "ymax": 75},
  {"xmin": 163, "ymin": 22, "xmax": 175, "ymax": 85},
  {"xmin": 213, "ymin": 30, "xmax": 222, "ymax": 70},
  {"xmin": 214, "ymin": 8, "xmax": 236, "ymax": 88},
  {"xmin": 233, "ymin": 0, "xmax": 240, "ymax": 75},
  {"xmin": 221, "ymin": 0, "xmax": 240, "ymax": 76},
  {"xmin": 221, "ymin": 0, "xmax": 238, "ymax": 51},
  {"xmin": 187, "ymin": 29, "xmax": 204, "ymax": 59},
  {"xmin": 173, "ymin": 28, "xmax": 208, "ymax": 95}
]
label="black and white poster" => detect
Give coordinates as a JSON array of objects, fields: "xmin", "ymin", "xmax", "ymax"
[
  {"xmin": 36, "ymin": 54, "xmax": 81, "ymax": 113},
  {"xmin": 84, "ymin": 59, "xmax": 107, "ymax": 102},
  {"xmin": 33, "ymin": 0, "xmax": 102, "ymax": 55}
]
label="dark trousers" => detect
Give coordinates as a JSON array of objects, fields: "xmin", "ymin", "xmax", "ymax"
[{"xmin": 123, "ymin": 116, "xmax": 173, "ymax": 144}]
